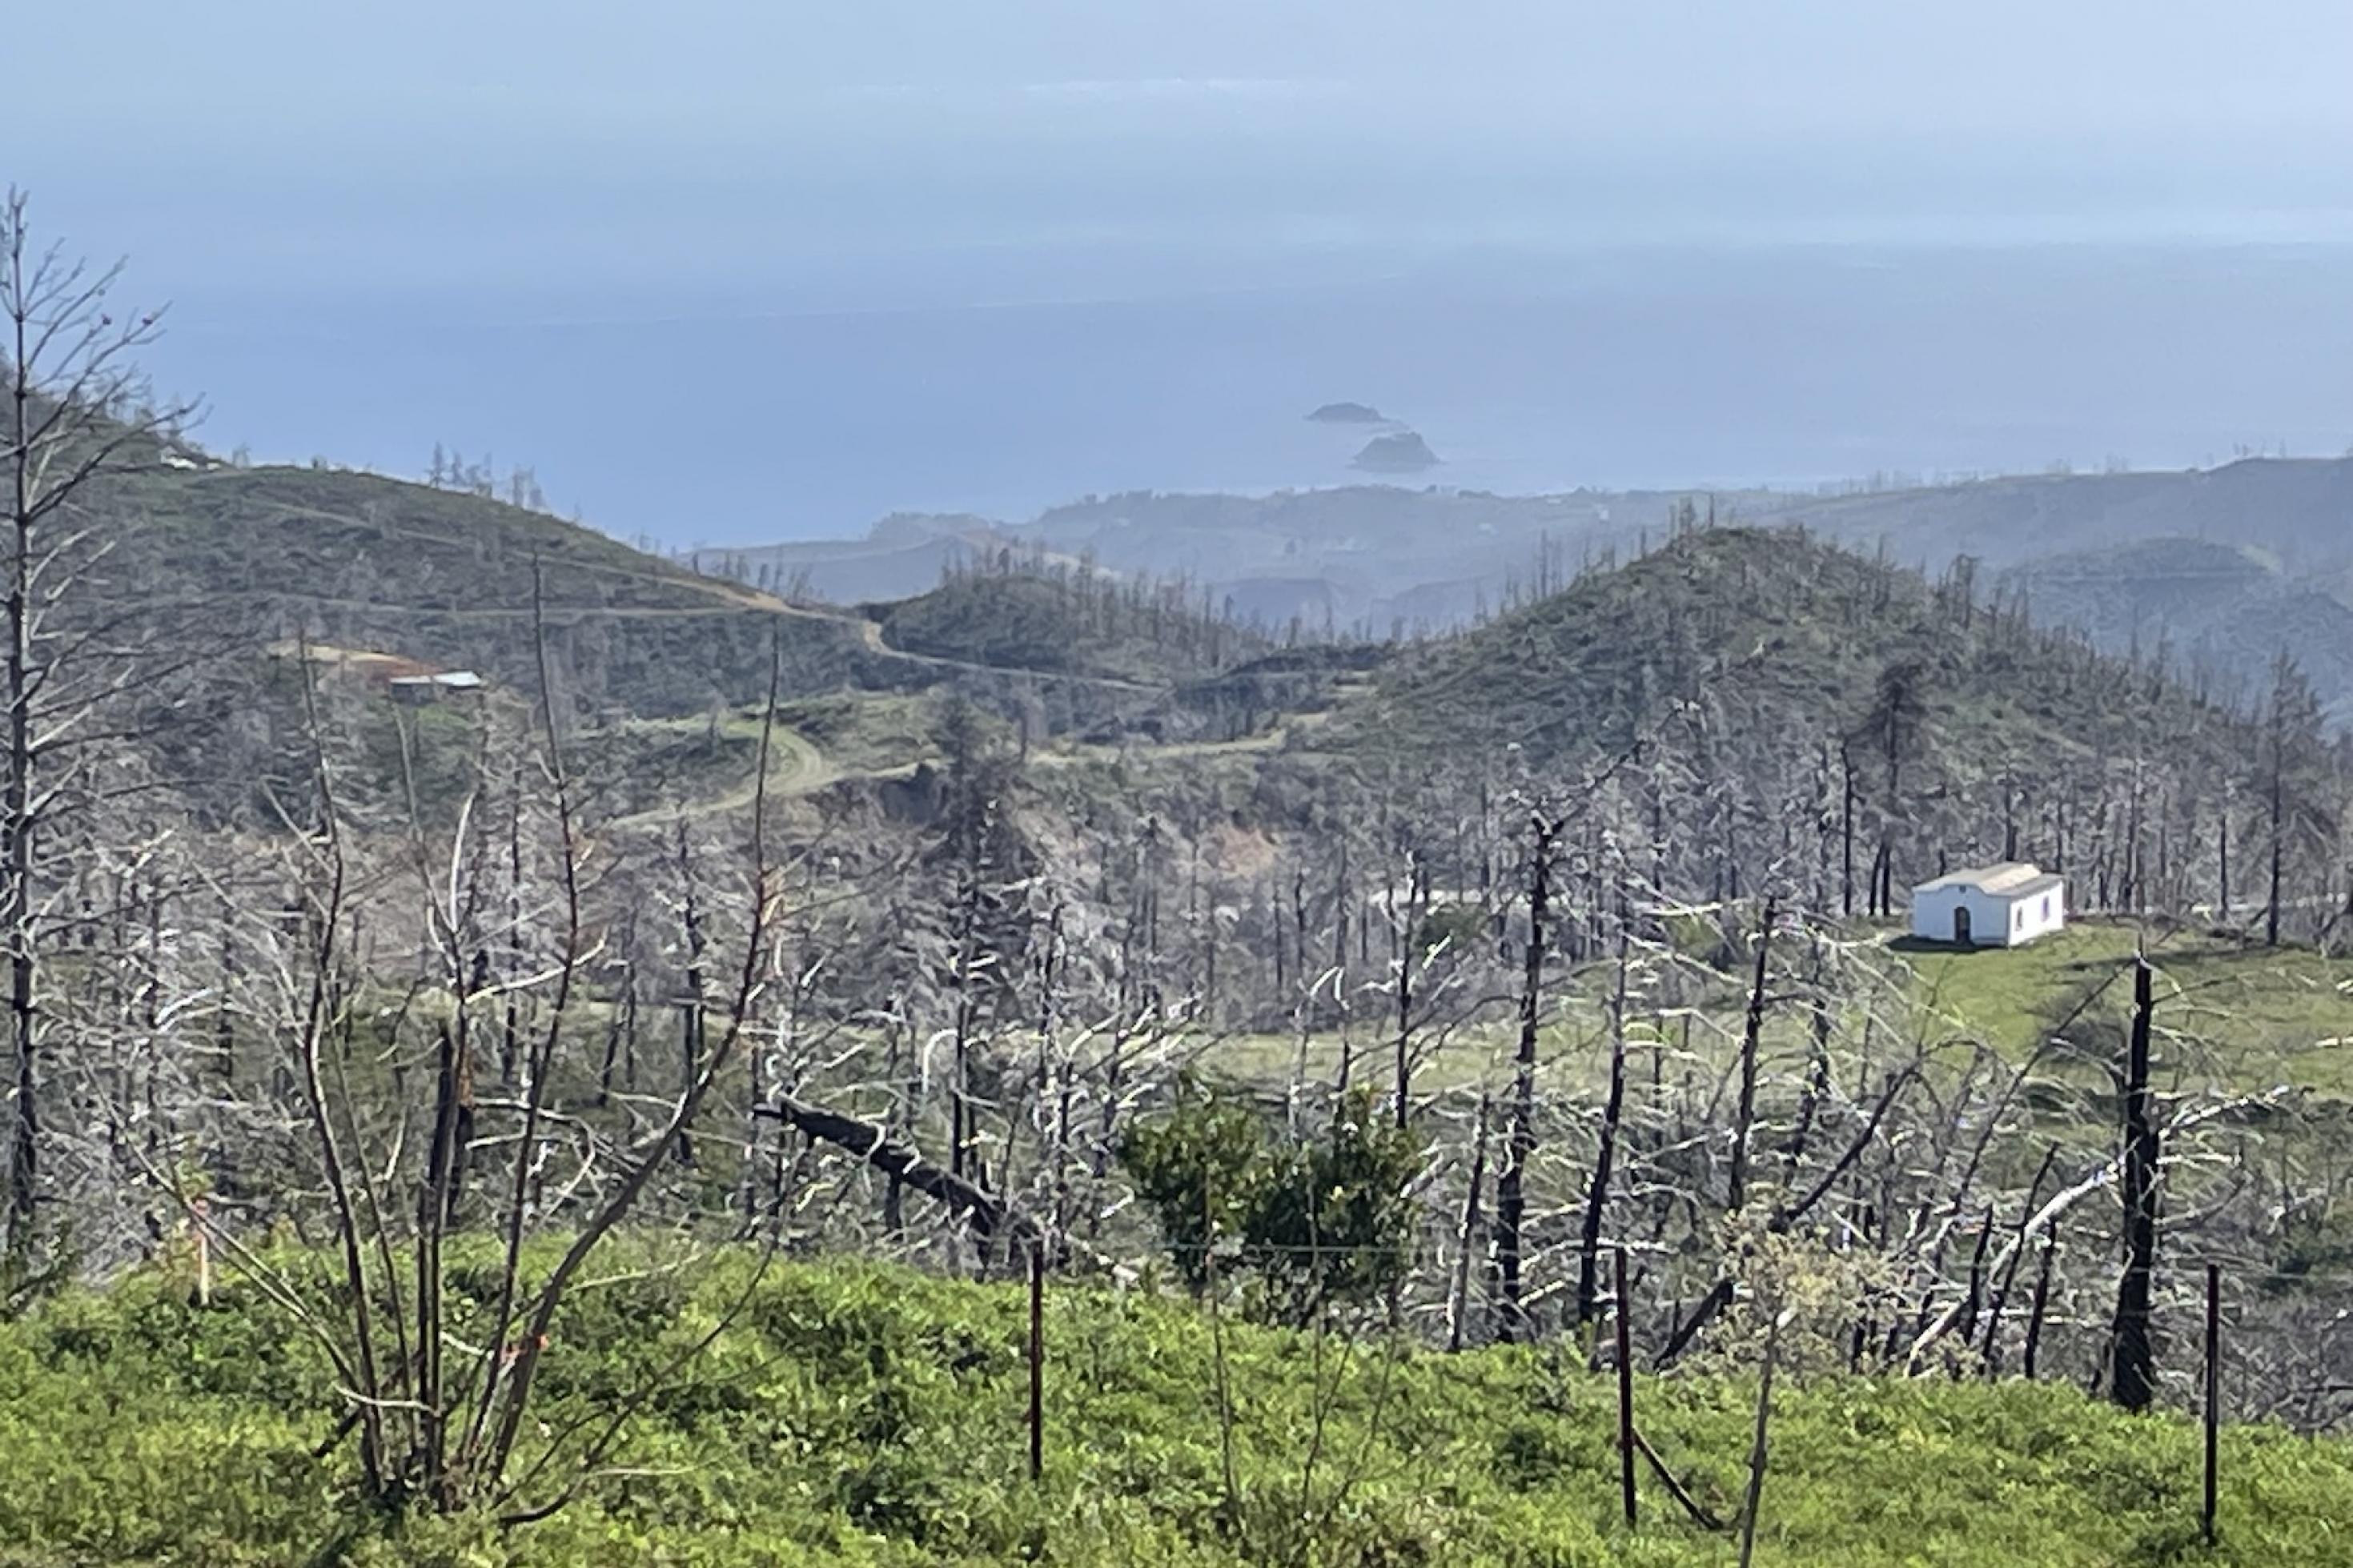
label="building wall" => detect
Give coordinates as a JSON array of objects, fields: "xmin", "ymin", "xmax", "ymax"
[
  {"xmin": 1911, "ymin": 882, "xmax": 2067, "ymax": 947},
  {"xmin": 1911, "ymin": 885, "xmax": 1966, "ymax": 942},
  {"xmin": 2002, "ymin": 883, "xmax": 2066, "ymax": 944}
]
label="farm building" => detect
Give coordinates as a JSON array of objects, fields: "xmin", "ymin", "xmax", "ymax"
[{"xmin": 1909, "ymin": 862, "xmax": 2066, "ymax": 948}]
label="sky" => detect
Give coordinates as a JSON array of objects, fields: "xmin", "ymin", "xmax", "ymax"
[{"xmin": 22, "ymin": 0, "xmax": 2353, "ymax": 291}]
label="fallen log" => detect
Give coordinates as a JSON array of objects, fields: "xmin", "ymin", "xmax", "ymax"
[{"xmin": 755, "ymin": 1093, "xmax": 1026, "ymax": 1241}]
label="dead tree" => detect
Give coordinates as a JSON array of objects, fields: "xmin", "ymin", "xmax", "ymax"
[
  {"xmin": 1391, "ymin": 844, "xmax": 1425, "ymax": 1129},
  {"xmin": 1574, "ymin": 920, "xmax": 1631, "ymax": 1329},
  {"xmin": 1, "ymin": 191, "xmax": 189, "ymax": 1241},
  {"xmin": 2107, "ymin": 955, "xmax": 2159, "ymax": 1411},
  {"xmin": 1727, "ymin": 895, "xmax": 1777, "ymax": 1213},
  {"xmin": 1494, "ymin": 810, "xmax": 1559, "ymax": 1341}
]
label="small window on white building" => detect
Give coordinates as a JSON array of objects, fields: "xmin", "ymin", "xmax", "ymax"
[
  {"xmin": 2041, "ymin": 895, "xmax": 2051, "ymax": 920},
  {"xmin": 2013, "ymin": 906, "xmax": 2023, "ymax": 931}
]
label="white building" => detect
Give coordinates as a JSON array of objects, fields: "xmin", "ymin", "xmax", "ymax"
[{"xmin": 1909, "ymin": 862, "xmax": 2066, "ymax": 948}]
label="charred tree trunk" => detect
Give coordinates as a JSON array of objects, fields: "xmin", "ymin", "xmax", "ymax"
[
  {"xmin": 1838, "ymin": 743, "xmax": 1857, "ymax": 919},
  {"xmin": 2266, "ymin": 734, "xmax": 2286, "ymax": 948},
  {"xmin": 2217, "ymin": 801, "xmax": 2231, "ymax": 922},
  {"xmin": 1494, "ymin": 813, "xmax": 1558, "ymax": 1343},
  {"xmin": 1728, "ymin": 896, "xmax": 1777, "ymax": 1213},
  {"xmin": 1392, "ymin": 847, "xmax": 1423, "ymax": 1129},
  {"xmin": 1449, "ymin": 1097, "xmax": 1490, "ymax": 1353},
  {"xmin": 2107, "ymin": 956, "xmax": 2159, "ymax": 1412},
  {"xmin": 3, "ymin": 309, "xmax": 34, "ymax": 1232},
  {"xmin": 1574, "ymin": 922, "xmax": 1631, "ymax": 1331},
  {"xmin": 674, "ymin": 827, "xmax": 709, "ymax": 1169}
]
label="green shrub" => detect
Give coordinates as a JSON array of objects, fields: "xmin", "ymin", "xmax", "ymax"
[{"xmin": 1119, "ymin": 1082, "xmax": 1422, "ymax": 1325}]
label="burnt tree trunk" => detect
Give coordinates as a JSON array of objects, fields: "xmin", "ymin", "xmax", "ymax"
[
  {"xmin": 1448, "ymin": 1096, "xmax": 1490, "ymax": 1353},
  {"xmin": 1392, "ymin": 847, "xmax": 1424, "ymax": 1129},
  {"xmin": 1495, "ymin": 813, "xmax": 1557, "ymax": 1343},
  {"xmin": 1574, "ymin": 921, "xmax": 1631, "ymax": 1330},
  {"xmin": 2267, "ymin": 734, "xmax": 2286, "ymax": 948},
  {"xmin": 1839, "ymin": 743, "xmax": 1857, "ymax": 919},
  {"xmin": 1728, "ymin": 896, "xmax": 1777, "ymax": 1213},
  {"xmin": 2107, "ymin": 956, "xmax": 2159, "ymax": 1412}
]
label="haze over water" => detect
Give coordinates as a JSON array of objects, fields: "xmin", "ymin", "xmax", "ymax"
[
  {"xmin": 137, "ymin": 240, "xmax": 2353, "ymax": 545},
  {"xmin": 22, "ymin": 1, "xmax": 2353, "ymax": 544}
]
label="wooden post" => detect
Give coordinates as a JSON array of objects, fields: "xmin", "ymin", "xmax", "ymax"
[
  {"xmin": 1028, "ymin": 1242, "xmax": 1045, "ymax": 1484},
  {"xmin": 191, "ymin": 1195, "xmax": 212, "ymax": 1307},
  {"xmin": 2203, "ymin": 1262, "xmax": 2219, "ymax": 1547},
  {"xmin": 1614, "ymin": 1246, "xmax": 1637, "ymax": 1529}
]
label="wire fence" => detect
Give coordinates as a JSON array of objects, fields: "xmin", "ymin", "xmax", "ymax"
[{"xmin": 978, "ymin": 1241, "xmax": 2272, "ymax": 1547}]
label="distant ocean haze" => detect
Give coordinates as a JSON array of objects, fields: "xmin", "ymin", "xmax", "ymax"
[{"xmin": 143, "ymin": 243, "xmax": 2353, "ymax": 546}]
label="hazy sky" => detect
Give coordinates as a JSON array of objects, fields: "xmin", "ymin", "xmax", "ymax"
[{"xmin": 21, "ymin": 1, "xmax": 2353, "ymax": 294}]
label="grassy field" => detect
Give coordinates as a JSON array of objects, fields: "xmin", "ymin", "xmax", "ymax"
[
  {"xmin": 1200, "ymin": 919, "xmax": 2352, "ymax": 1106},
  {"xmin": 1904, "ymin": 920, "xmax": 2353, "ymax": 1091},
  {"xmin": 6, "ymin": 1249, "xmax": 2353, "ymax": 1566}
]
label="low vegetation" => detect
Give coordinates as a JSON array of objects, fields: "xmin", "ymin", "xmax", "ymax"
[{"xmin": 10, "ymin": 1253, "xmax": 2353, "ymax": 1566}]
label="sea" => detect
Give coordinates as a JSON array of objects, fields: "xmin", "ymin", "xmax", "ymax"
[{"xmin": 139, "ymin": 239, "xmax": 2353, "ymax": 549}]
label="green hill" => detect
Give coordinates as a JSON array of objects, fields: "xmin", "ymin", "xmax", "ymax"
[
  {"xmin": 105, "ymin": 463, "xmax": 730, "ymax": 613},
  {"xmin": 874, "ymin": 566, "xmax": 1270, "ymax": 686},
  {"xmin": 93, "ymin": 459, "xmax": 1233, "ymax": 736},
  {"xmin": 76, "ymin": 459, "xmax": 865, "ymax": 718},
  {"xmin": 1299, "ymin": 524, "xmax": 2342, "ymax": 925},
  {"xmin": 8, "ymin": 1252, "xmax": 2349, "ymax": 1567},
  {"xmin": 88, "ymin": 458, "xmax": 1323, "ymax": 828},
  {"xmin": 1337, "ymin": 524, "xmax": 2283, "ymax": 773}
]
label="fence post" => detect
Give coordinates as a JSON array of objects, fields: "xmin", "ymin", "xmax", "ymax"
[
  {"xmin": 2203, "ymin": 1262, "xmax": 2219, "ymax": 1547},
  {"xmin": 1615, "ymin": 1245, "xmax": 1636, "ymax": 1529},
  {"xmin": 1028, "ymin": 1241, "xmax": 1046, "ymax": 1484}
]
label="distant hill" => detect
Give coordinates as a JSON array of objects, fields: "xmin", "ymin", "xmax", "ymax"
[
  {"xmin": 107, "ymin": 461, "xmax": 734, "ymax": 617},
  {"xmin": 1004, "ymin": 487, "xmax": 1728, "ymax": 633},
  {"xmin": 2002, "ymin": 536, "xmax": 2353, "ymax": 728},
  {"xmin": 1306, "ymin": 402, "xmax": 1387, "ymax": 424},
  {"xmin": 1774, "ymin": 459, "xmax": 2353, "ymax": 580},
  {"xmin": 81, "ymin": 458, "xmax": 1292, "ymax": 828},
  {"xmin": 74, "ymin": 450, "xmax": 1302, "ymax": 760},
  {"xmin": 682, "ymin": 513, "xmax": 997, "ymax": 604},
  {"xmin": 75, "ymin": 460, "xmax": 890, "ymax": 719},
  {"xmin": 727, "ymin": 458, "xmax": 2353, "ymax": 724}
]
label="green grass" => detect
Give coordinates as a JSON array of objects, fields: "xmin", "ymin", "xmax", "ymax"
[
  {"xmin": 7, "ymin": 1249, "xmax": 2353, "ymax": 1565},
  {"xmin": 1905, "ymin": 920, "xmax": 2353, "ymax": 1089},
  {"xmin": 1199, "ymin": 919, "xmax": 2352, "ymax": 1111},
  {"xmin": 773, "ymin": 692, "xmax": 953, "ymax": 778}
]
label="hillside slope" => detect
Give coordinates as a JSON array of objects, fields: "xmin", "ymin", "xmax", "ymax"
[
  {"xmin": 1303, "ymin": 524, "xmax": 2343, "ymax": 920},
  {"xmin": 82, "ymin": 460, "xmax": 845, "ymax": 716},
  {"xmin": 75, "ymin": 459, "xmax": 1297, "ymax": 829},
  {"xmin": 1336, "ymin": 524, "xmax": 2238, "ymax": 768},
  {"xmin": 89, "ymin": 463, "xmax": 1211, "ymax": 726},
  {"xmin": 2001, "ymin": 536, "xmax": 2353, "ymax": 727}
]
